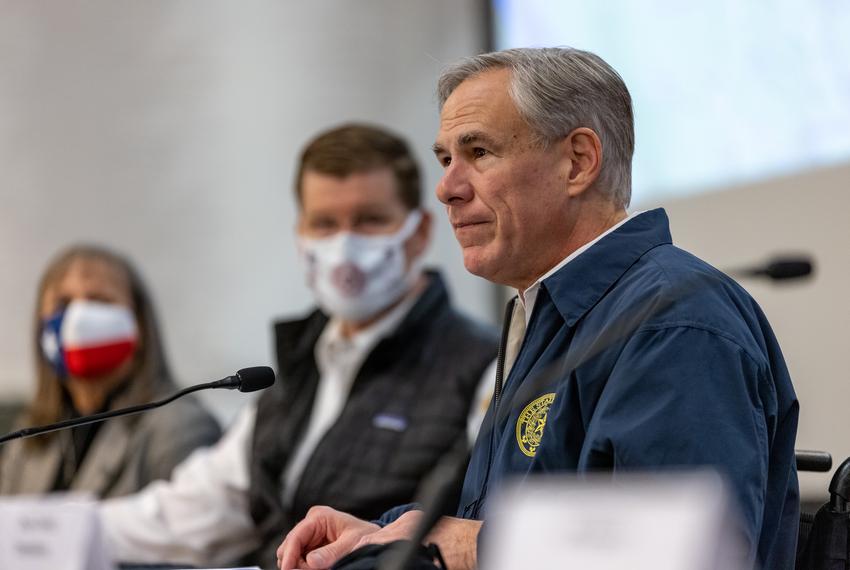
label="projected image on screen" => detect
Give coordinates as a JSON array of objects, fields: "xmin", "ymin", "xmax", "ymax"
[{"xmin": 492, "ymin": 0, "xmax": 850, "ymax": 206}]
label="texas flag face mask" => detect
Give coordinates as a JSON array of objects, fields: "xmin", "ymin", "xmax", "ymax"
[{"xmin": 40, "ymin": 299, "xmax": 138, "ymax": 380}]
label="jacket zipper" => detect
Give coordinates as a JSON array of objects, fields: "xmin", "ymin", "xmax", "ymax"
[{"xmin": 470, "ymin": 297, "xmax": 516, "ymax": 519}]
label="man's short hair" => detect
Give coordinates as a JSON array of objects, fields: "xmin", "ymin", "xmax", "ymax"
[
  {"xmin": 295, "ymin": 123, "xmax": 422, "ymax": 209},
  {"xmin": 437, "ymin": 47, "xmax": 634, "ymax": 208}
]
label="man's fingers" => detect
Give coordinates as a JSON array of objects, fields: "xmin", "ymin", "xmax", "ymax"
[
  {"xmin": 305, "ymin": 541, "xmax": 348, "ymax": 569},
  {"xmin": 278, "ymin": 516, "xmax": 327, "ymax": 570},
  {"xmin": 277, "ymin": 533, "xmax": 305, "ymax": 570},
  {"xmin": 277, "ymin": 506, "xmax": 381, "ymax": 569}
]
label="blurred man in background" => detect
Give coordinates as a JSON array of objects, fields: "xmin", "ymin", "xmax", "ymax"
[
  {"xmin": 101, "ymin": 124, "xmax": 498, "ymax": 568},
  {"xmin": 277, "ymin": 48, "xmax": 799, "ymax": 570}
]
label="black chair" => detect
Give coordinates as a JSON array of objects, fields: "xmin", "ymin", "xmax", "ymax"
[{"xmin": 795, "ymin": 450, "xmax": 850, "ymax": 570}]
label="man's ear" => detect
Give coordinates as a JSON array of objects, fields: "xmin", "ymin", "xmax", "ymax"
[
  {"xmin": 561, "ymin": 127, "xmax": 603, "ymax": 197},
  {"xmin": 405, "ymin": 210, "xmax": 432, "ymax": 263}
]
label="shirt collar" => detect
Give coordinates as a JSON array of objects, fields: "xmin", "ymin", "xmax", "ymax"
[
  {"xmin": 316, "ymin": 283, "xmax": 421, "ymax": 374},
  {"xmin": 518, "ymin": 210, "xmax": 646, "ymax": 324}
]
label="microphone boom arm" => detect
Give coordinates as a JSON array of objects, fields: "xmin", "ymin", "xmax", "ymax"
[
  {"xmin": 0, "ymin": 380, "xmax": 224, "ymax": 445},
  {"xmin": 0, "ymin": 366, "xmax": 273, "ymax": 446}
]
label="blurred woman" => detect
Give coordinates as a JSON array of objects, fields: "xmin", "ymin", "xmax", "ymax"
[{"xmin": 0, "ymin": 245, "xmax": 221, "ymax": 498}]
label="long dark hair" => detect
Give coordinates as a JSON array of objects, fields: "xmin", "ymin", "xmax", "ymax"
[{"xmin": 25, "ymin": 245, "xmax": 174, "ymax": 448}]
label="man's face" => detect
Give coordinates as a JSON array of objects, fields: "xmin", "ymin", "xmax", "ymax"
[
  {"xmin": 433, "ymin": 68, "xmax": 575, "ymax": 290},
  {"xmin": 297, "ymin": 167, "xmax": 428, "ymax": 264}
]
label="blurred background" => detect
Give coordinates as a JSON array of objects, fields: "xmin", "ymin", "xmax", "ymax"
[{"xmin": 0, "ymin": 0, "xmax": 847, "ymax": 501}]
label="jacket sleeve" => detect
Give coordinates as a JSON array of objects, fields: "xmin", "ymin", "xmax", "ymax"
[
  {"xmin": 583, "ymin": 325, "xmax": 774, "ymax": 565},
  {"xmin": 374, "ymin": 503, "xmax": 421, "ymax": 527},
  {"xmin": 100, "ymin": 404, "xmax": 258, "ymax": 566}
]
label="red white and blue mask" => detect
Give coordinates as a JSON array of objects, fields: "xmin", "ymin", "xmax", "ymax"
[{"xmin": 40, "ymin": 299, "xmax": 138, "ymax": 380}]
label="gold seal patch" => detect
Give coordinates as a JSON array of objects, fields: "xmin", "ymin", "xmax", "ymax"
[{"xmin": 516, "ymin": 393, "xmax": 556, "ymax": 457}]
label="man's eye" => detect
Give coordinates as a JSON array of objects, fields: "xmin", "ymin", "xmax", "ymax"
[
  {"xmin": 306, "ymin": 219, "xmax": 338, "ymax": 235},
  {"xmin": 473, "ymin": 147, "xmax": 487, "ymax": 158},
  {"xmin": 439, "ymin": 155, "xmax": 452, "ymax": 168},
  {"xmin": 356, "ymin": 215, "xmax": 390, "ymax": 226}
]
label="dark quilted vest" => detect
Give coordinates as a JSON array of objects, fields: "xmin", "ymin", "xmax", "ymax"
[{"xmin": 247, "ymin": 273, "xmax": 498, "ymax": 567}]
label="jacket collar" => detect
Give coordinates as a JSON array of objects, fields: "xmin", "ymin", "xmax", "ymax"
[{"xmin": 541, "ymin": 208, "xmax": 672, "ymax": 327}]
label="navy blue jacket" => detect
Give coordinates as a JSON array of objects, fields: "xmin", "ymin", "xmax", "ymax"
[
  {"xmin": 462, "ymin": 208, "xmax": 799, "ymax": 568},
  {"xmin": 382, "ymin": 208, "xmax": 799, "ymax": 569}
]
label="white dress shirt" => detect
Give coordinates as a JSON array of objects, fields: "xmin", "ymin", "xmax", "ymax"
[{"xmin": 100, "ymin": 287, "xmax": 495, "ymax": 567}]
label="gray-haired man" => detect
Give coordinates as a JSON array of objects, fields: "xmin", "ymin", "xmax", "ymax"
[{"xmin": 277, "ymin": 47, "xmax": 799, "ymax": 570}]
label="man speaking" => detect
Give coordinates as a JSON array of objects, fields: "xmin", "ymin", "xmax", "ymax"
[{"xmin": 277, "ymin": 48, "xmax": 799, "ymax": 570}]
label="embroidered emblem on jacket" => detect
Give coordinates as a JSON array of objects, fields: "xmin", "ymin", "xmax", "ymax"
[{"xmin": 516, "ymin": 393, "xmax": 556, "ymax": 457}]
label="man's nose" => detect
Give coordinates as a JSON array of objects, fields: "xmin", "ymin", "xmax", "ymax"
[{"xmin": 436, "ymin": 162, "xmax": 474, "ymax": 205}]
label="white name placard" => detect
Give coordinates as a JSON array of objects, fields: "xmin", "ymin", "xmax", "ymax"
[
  {"xmin": 484, "ymin": 471, "xmax": 749, "ymax": 570},
  {"xmin": 0, "ymin": 494, "xmax": 113, "ymax": 570}
]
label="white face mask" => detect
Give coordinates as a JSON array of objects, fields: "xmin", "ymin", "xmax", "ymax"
[{"xmin": 298, "ymin": 210, "xmax": 424, "ymax": 322}]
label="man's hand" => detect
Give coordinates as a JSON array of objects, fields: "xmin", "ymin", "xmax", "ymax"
[
  {"xmin": 276, "ymin": 506, "xmax": 379, "ymax": 569},
  {"xmin": 355, "ymin": 512, "xmax": 482, "ymax": 570},
  {"xmin": 353, "ymin": 509, "xmax": 424, "ymax": 548},
  {"xmin": 426, "ymin": 516, "xmax": 482, "ymax": 570}
]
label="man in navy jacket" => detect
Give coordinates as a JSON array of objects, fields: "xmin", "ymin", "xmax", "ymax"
[{"xmin": 277, "ymin": 47, "xmax": 799, "ymax": 570}]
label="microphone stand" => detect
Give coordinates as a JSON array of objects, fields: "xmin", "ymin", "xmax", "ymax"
[
  {"xmin": 378, "ymin": 301, "xmax": 517, "ymax": 570},
  {"xmin": 377, "ymin": 437, "xmax": 472, "ymax": 570}
]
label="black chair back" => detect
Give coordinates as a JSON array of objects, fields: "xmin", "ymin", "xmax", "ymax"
[{"xmin": 796, "ymin": 452, "xmax": 850, "ymax": 570}]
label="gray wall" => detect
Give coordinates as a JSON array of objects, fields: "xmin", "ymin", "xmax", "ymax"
[
  {"xmin": 651, "ymin": 163, "xmax": 850, "ymax": 499},
  {"xmin": 0, "ymin": 0, "xmax": 495, "ymax": 420},
  {"xmin": 1, "ymin": 0, "xmax": 845, "ymax": 502}
]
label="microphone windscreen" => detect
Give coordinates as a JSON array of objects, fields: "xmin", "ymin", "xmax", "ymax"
[
  {"xmin": 235, "ymin": 366, "xmax": 275, "ymax": 392},
  {"xmin": 765, "ymin": 259, "xmax": 813, "ymax": 280}
]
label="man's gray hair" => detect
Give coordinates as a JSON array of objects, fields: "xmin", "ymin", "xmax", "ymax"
[{"xmin": 438, "ymin": 47, "xmax": 634, "ymax": 208}]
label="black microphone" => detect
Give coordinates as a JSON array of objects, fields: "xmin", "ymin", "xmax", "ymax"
[
  {"xmin": 207, "ymin": 365, "xmax": 276, "ymax": 393},
  {"xmin": 0, "ymin": 366, "xmax": 275, "ymax": 445},
  {"xmin": 727, "ymin": 255, "xmax": 814, "ymax": 281}
]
